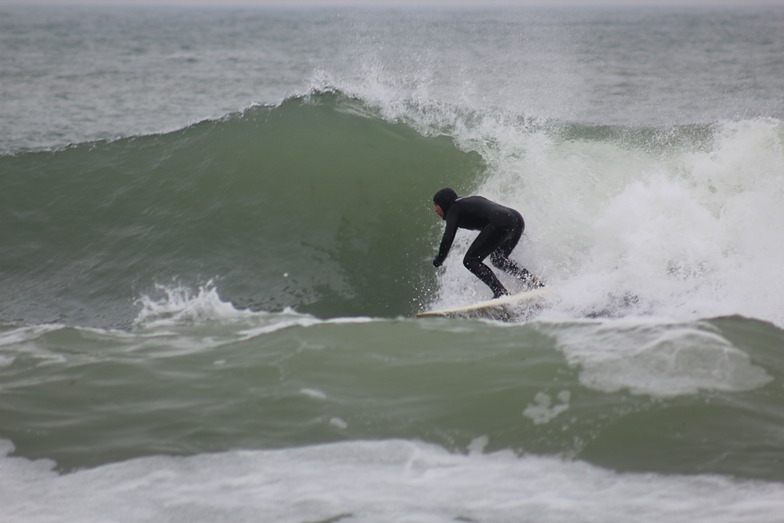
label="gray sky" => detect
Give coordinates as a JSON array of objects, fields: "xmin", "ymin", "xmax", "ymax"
[{"xmin": 0, "ymin": 0, "xmax": 779, "ymax": 7}]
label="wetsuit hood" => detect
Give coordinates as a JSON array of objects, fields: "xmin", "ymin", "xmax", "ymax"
[{"xmin": 433, "ymin": 187, "xmax": 458, "ymax": 214}]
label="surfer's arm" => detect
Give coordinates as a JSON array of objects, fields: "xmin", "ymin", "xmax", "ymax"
[{"xmin": 433, "ymin": 214, "xmax": 458, "ymax": 267}]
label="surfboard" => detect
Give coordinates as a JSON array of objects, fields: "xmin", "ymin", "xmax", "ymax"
[{"xmin": 416, "ymin": 286, "xmax": 551, "ymax": 320}]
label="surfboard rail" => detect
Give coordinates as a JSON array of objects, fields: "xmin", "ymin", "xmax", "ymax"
[{"xmin": 416, "ymin": 286, "xmax": 551, "ymax": 320}]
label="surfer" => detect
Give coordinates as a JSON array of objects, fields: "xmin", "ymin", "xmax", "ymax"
[{"xmin": 431, "ymin": 187, "xmax": 542, "ymax": 298}]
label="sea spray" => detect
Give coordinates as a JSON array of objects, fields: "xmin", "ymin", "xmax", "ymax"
[{"xmin": 431, "ymin": 115, "xmax": 784, "ymax": 324}]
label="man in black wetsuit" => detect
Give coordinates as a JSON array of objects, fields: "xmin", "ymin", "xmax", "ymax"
[{"xmin": 431, "ymin": 187, "xmax": 542, "ymax": 299}]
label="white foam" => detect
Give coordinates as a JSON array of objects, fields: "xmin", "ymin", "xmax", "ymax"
[
  {"xmin": 523, "ymin": 390, "xmax": 572, "ymax": 425},
  {"xmin": 426, "ymin": 115, "xmax": 784, "ymax": 327},
  {"xmin": 127, "ymin": 282, "xmax": 388, "ymax": 359},
  {"xmin": 542, "ymin": 319, "xmax": 772, "ymax": 398},
  {"xmin": 0, "ymin": 325, "xmax": 64, "ymax": 348},
  {"xmin": 1, "ymin": 438, "xmax": 782, "ymax": 523},
  {"xmin": 134, "ymin": 281, "xmax": 256, "ymax": 328},
  {"xmin": 300, "ymin": 388, "xmax": 328, "ymax": 400}
]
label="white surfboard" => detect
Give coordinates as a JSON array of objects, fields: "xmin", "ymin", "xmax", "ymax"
[{"xmin": 416, "ymin": 286, "xmax": 551, "ymax": 320}]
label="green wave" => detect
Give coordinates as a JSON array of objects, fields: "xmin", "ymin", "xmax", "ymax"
[{"xmin": 0, "ymin": 91, "xmax": 484, "ymax": 326}]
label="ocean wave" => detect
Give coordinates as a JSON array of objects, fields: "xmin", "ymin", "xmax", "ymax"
[
  {"xmin": 1, "ymin": 312, "xmax": 782, "ymax": 481},
  {"xmin": 0, "ymin": 91, "xmax": 483, "ymax": 327},
  {"xmin": 3, "ymin": 438, "xmax": 784, "ymax": 523},
  {"xmin": 1, "ymin": 91, "xmax": 783, "ymax": 327}
]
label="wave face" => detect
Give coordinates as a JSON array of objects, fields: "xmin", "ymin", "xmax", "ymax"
[{"xmin": 0, "ymin": 92, "xmax": 483, "ymax": 326}]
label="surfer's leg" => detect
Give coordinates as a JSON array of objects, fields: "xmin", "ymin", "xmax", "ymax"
[
  {"xmin": 464, "ymin": 258, "xmax": 508, "ymax": 298},
  {"xmin": 489, "ymin": 215, "xmax": 523, "ymax": 273},
  {"xmin": 491, "ymin": 248, "xmax": 538, "ymax": 282},
  {"xmin": 488, "ymin": 212, "xmax": 543, "ymax": 288},
  {"xmin": 491, "ymin": 248, "xmax": 543, "ymax": 288},
  {"xmin": 490, "ymin": 244, "xmax": 528, "ymax": 277},
  {"xmin": 464, "ymin": 226, "xmax": 509, "ymax": 298}
]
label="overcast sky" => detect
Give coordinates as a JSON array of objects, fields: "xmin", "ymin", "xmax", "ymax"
[{"xmin": 0, "ymin": 0, "xmax": 778, "ymax": 7}]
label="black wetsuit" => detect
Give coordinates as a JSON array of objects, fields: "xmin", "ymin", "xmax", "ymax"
[{"xmin": 433, "ymin": 188, "xmax": 535, "ymax": 298}]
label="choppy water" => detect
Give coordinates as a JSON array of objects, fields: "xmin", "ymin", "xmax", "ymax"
[{"xmin": 1, "ymin": 5, "xmax": 784, "ymax": 522}]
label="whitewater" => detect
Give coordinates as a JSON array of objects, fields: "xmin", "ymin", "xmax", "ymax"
[{"xmin": 1, "ymin": 5, "xmax": 784, "ymax": 522}]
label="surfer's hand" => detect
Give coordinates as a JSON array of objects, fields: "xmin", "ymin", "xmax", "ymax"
[{"xmin": 433, "ymin": 256, "xmax": 444, "ymax": 268}]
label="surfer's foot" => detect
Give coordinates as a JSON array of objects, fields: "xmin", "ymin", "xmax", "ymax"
[
  {"xmin": 523, "ymin": 274, "xmax": 545, "ymax": 290},
  {"xmin": 513, "ymin": 269, "xmax": 544, "ymax": 288},
  {"xmin": 493, "ymin": 289, "xmax": 511, "ymax": 299}
]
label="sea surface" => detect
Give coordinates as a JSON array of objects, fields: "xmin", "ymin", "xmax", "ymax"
[{"xmin": 2, "ymin": 5, "xmax": 784, "ymax": 522}]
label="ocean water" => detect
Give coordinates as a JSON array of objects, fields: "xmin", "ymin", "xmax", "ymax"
[{"xmin": 2, "ymin": 5, "xmax": 784, "ymax": 522}]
